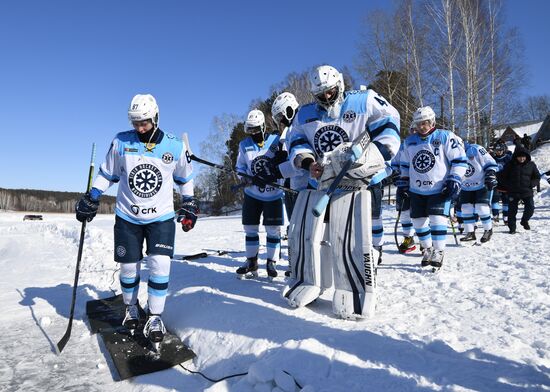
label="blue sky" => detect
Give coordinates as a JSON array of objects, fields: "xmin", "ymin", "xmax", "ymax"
[{"xmin": 1, "ymin": 0, "xmax": 548, "ymax": 193}]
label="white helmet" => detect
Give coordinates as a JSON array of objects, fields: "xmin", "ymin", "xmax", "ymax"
[
  {"xmin": 128, "ymin": 94, "xmax": 159, "ymax": 128},
  {"xmin": 309, "ymin": 65, "xmax": 344, "ymax": 117},
  {"xmin": 244, "ymin": 109, "xmax": 265, "ymax": 134},
  {"xmin": 271, "ymin": 92, "xmax": 299, "ymax": 126},
  {"xmin": 412, "ymin": 106, "xmax": 436, "ymax": 127}
]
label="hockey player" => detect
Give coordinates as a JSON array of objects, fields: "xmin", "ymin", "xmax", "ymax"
[
  {"xmin": 75, "ymin": 94, "xmax": 199, "ymax": 348},
  {"xmin": 392, "ymin": 124, "xmax": 417, "ymax": 254},
  {"xmin": 458, "ymin": 142, "xmax": 499, "ymax": 243},
  {"xmin": 235, "ymin": 109, "xmax": 284, "ymax": 279},
  {"xmin": 397, "ymin": 106, "xmax": 467, "ymax": 270},
  {"xmin": 270, "ymin": 92, "xmax": 308, "ymax": 221},
  {"xmin": 490, "ymin": 143, "xmax": 512, "ymax": 224},
  {"xmin": 283, "ymin": 65, "xmax": 400, "ymax": 319}
]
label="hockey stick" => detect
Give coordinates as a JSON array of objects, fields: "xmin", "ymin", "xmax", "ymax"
[
  {"xmin": 180, "ymin": 249, "xmax": 241, "ymax": 260},
  {"xmin": 312, "ymin": 131, "xmax": 371, "ymax": 217},
  {"xmin": 182, "ymin": 133, "xmax": 298, "ymax": 195},
  {"xmin": 57, "ymin": 143, "xmax": 96, "ymax": 354},
  {"xmin": 394, "ymin": 197, "xmax": 404, "ymax": 251}
]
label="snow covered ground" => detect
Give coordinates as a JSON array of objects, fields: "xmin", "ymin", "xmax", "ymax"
[{"xmin": 1, "ymin": 161, "xmax": 550, "ymax": 391}]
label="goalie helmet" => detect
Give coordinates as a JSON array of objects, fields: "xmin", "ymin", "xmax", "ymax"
[
  {"xmin": 309, "ymin": 65, "xmax": 344, "ymax": 118},
  {"xmin": 412, "ymin": 106, "xmax": 436, "ymax": 127},
  {"xmin": 494, "ymin": 143, "xmax": 506, "ymax": 154},
  {"xmin": 271, "ymin": 92, "xmax": 299, "ymax": 127},
  {"xmin": 128, "ymin": 94, "xmax": 159, "ymax": 128},
  {"xmin": 244, "ymin": 109, "xmax": 265, "ymax": 135}
]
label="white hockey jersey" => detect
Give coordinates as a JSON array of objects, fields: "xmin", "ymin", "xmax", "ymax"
[
  {"xmin": 236, "ymin": 133, "xmax": 284, "ymax": 202},
  {"xmin": 462, "ymin": 143, "xmax": 498, "ymax": 191},
  {"xmin": 287, "ymin": 89, "xmax": 401, "ymax": 186},
  {"xmin": 92, "ymin": 130, "xmax": 194, "ymax": 224},
  {"xmin": 400, "ymin": 129, "xmax": 467, "ymax": 195}
]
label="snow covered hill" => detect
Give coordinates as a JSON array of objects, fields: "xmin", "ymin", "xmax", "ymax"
[{"xmin": 1, "ymin": 163, "xmax": 549, "ymax": 391}]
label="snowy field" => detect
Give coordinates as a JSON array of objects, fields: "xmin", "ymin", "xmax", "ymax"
[{"xmin": 1, "ymin": 158, "xmax": 550, "ymax": 391}]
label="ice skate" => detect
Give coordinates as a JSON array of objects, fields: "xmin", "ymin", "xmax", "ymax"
[
  {"xmin": 143, "ymin": 314, "xmax": 166, "ymax": 352},
  {"xmin": 236, "ymin": 256, "xmax": 258, "ymax": 279},
  {"xmin": 398, "ymin": 236, "xmax": 416, "ymax": 254},
  {"xmin": 421, "ymin": 247, "xmax": 433, "ymax": 267},
  {"xmin": 122, "ymin": 304, "xmax": 140, "ymax": 335},
  {"xmin": 430, "ymin": 249, "xmax": 444, "ymax": 272},
  {"xmin": 374, "ymin": 246, "xmax": 383, "ymax": 265},
  {"xmin": 266, "ymin": 259, "xmax": 278, "ymax": 280},
  {"xmin": 460, "ymin": 232, "xmax": 476, "ymax": 242},
  {"xmin": 480, "ymin": 229, "xmax": 493, "ymax": 243}
]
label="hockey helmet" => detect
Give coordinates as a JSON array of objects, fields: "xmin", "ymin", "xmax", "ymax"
[
  {"xmin": 412, "ymin": 106, "xmax": 436, "ymax": 127},
  {"xmin": 244, "ymin": 109, "xmax": 265, "ymax": 135},
  {"xmin": 309, "ymin": 65, "xmax": 344, "ymax": 116},
  {"xmin": 128, "ymin": 94, "xmax": 159, "ymax": 129},
  {"xmin": 271, "ymin": 92, "xmax": 299, "ymax": 127}
]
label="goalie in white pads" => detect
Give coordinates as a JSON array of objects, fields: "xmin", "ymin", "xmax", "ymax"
[{"xmin": 282, "ymin": 65, "xmax": 400, "ymax": 319}]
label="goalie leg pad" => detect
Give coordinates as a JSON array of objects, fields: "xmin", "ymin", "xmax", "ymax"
[
  {"xmin": 329, "ymin": 190, "xmax": 376, "ymax": 319},
  {"xmin": 283, "ymin": 190, "xmax": 326, "ymax": 307},
  {"xmin": 320, "ymin": 223, "xmax": 333, "ymax": 290}
]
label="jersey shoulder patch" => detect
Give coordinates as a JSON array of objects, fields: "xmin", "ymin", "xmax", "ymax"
[{"xmin": 295, "ymin": 103, "xmax": 319, "ymax": 125}]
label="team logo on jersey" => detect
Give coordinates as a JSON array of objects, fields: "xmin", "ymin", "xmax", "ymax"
[
  {"xmin": 431, "ymin": 139, "xmax": 441, "ymax": 148},
  {"xmin": 128, "ymin": 164, "xmax": 163, "ymax": 198},
  {"xmin": 116, "ymin": 245, "xmax": 126, "ymax": 257},
  {"xmin": 343, "ymin": 110, "xmax": 357, "ymax": 123},
  {"xmin": 162, "ymin": 152, "xmax": 174, "ymax": 164},
  {"xmin": 412, "ymin": 150, "xmax": 436, "ymax": 173},
  {"xmin": 251, "ymin": 156, "xmax": 274, "ymax": 179},
  {"xmin": 313, "ymin": 125, "xmax": 349, "ymax": 155},
  {"xmin": 465, "ymin": 162, "xmax": 475, "ymax": 177}
]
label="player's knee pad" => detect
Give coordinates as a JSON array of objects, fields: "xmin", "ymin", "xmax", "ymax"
[
  {"xmin": 328, "ymin": 190, "xmax": 376, "ymax": 319},
  {"xmin": 283, "ymin": 190, "xmax": 326, "ymax": 307},
  {"xmin": 148, "ymin": 254, "xmax": 171, "ymax": 277},
  {"xmin": 462, "ymin": 203, "xmax": 474, "ymax": 216},
  {"xmin": 476, "ymin": 204, "xmax": 491, "ymax": 217}
]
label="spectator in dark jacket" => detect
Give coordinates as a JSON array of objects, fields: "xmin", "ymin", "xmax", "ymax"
[
  {"xmin": 500, "ymin": 146, "xmax": 541, "ymax": 233},
  {"xmin": 521, "ymin": 133, "xmax": 532, "ymax": 151}
]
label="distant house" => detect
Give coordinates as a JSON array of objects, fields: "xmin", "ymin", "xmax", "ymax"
[
  {"xmin": 493, "ymin": 119, "xmax": 544, "ymax": 145},
  {"xmin": 531, "ymin": 115, "xmax": 550, "ymax": 148}
]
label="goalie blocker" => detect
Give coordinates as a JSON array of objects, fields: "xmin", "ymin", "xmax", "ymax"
[{"xmin": 283, "ymin": 189, "xmax": 376, "ymax": 319}]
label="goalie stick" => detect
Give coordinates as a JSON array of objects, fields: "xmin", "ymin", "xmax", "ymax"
[{"xmin": 312, "ymin": 130, "xmax": 372, "ymax": 217}]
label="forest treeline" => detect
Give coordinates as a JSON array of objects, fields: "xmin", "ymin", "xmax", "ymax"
[{"xmin": 0, "ymin": 188, "xmax": 116, "ymax": 213}]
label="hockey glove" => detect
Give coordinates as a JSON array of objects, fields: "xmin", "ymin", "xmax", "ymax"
[
  {"xmin": 394, "ymin": 177, "xmax": 409, "ymax": 210},
  {"xmin": 254, "ymin": 160, "xmax": 283, "ymax": 185},
  {"xmin": 442, "ymin": 179, "xmax": 461, "ymax": 202},
  {"xmin": 484, "ymin": 170, "xmax": 498, "ymax": 190},
  {"xmin": 75, "ymin": 188, "xmax": 101, "ymax": 223},
  {"xmin": 177, "ymin": 196, "xmax": 200, "ymax": 232}
]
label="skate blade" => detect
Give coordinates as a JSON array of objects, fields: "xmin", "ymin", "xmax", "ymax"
[{"xmin": 237, "ymin": 271, "xmax": 258, "ymax": 280}]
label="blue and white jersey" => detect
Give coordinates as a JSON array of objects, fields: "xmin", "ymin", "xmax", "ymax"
[
  {"xmin": 236, "ymin": 133, "xmax": 284, "ymax": 202},
  {"xmin": 390, "ymin": 142, "xmax": 406, "ymax": 175},
  {"xmin": 286, "ymin": 89, "xmax": 401, "ymax": 186},
  {"xmin": 92, "ymin": 130, "xmax": 194, "ymax": 224},
  {"xmin": 400, "ymin": 129, "xmax": 467, "ymax": 195},
  {"xmin": 278, "ymin": 124, "xmax": 311, "ymax": 190},
  {"xmin": 462, "ymin": 144, "xmax": 498, "ymax": 191}
]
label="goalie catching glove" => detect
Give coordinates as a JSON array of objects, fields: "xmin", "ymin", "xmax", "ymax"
[
  {"xmin": 177, "ymin": 196, "xmax": 200, "ymax": 232},
  {"xmin": 318, "ymin": 141, "xmax": 386, "ymax": 189}
]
